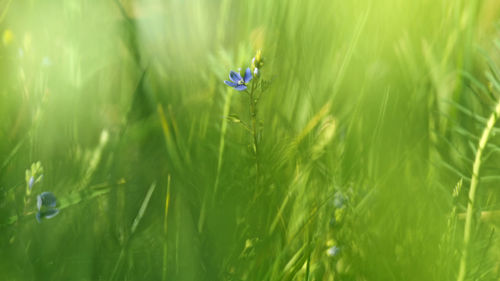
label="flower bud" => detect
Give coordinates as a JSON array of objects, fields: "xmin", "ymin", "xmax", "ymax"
[
  {"xmin": 255, "ymin": 49, "xmax": 262, "ymax": 64},
  {"xmin": 251, "ymin": 49, "xmax": 264, "ymax": 72}
]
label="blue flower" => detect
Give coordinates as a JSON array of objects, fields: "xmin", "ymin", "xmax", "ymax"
[
  {"xmin": 327, "ymin": 246, "xmax": 341, "ymax": 257},
  {"xmin": 224, "ymin": 67, "xmax": 252, "ymax": 91},
  {"xmin": 36, "ymin": 191, "xmax": 59, "ymax": 222},
  {"xmin": 333, "ymin": 191, "xmax": 347, "ymax": 209}
]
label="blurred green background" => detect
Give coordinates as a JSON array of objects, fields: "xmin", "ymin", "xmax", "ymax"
[{"xmin": 1, "ymin": 0, "xmax": 500, "ymax": 280}]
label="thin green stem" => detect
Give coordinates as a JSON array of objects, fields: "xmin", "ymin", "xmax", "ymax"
[
  {"xmin": 249, "ymin": 80, "xmax": 260, "ymax": 181},
  {"xmin": 162, "ymin": 175, "xmax": 171, "ymax": 281},
  {"xmin": 457, "ymin": 99, "xmax": 500, "ymax": 281}
]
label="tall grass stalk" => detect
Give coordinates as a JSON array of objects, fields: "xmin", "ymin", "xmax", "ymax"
[
  {"xmin": 162, "ymin": 175, "xmax": 171, "ymax": 281},
  {"xmin": 77, "ymin": 130, "xmax": 109, "ymax": 190},
  {"xmin": 198, "ymin": 88, "xmax": 233, "ymax": 233},
  {"xmin": 111, "ymin": 182, "xmax": 156, "ymax": 281},
  {"xmin": 456, "ymin": 98, "xmax": 500, "ymax": 281}
]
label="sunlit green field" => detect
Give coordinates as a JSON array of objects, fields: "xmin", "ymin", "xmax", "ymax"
[{"xmin": 2, "ymin": 0, "xmax": 500, "ymax": 280}]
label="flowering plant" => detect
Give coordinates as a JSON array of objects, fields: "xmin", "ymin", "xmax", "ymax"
[{"xmin": 223, "ymin": 50, "xmax": 266, "ymax": 178}]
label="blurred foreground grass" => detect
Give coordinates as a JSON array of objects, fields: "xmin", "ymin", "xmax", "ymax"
[{"xmin": 2, "ymin": 0, "xmax": 500, "ymax": 280}]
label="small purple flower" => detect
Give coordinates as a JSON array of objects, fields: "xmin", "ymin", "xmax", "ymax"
[
  {"xmin": 36, "ymin": 191, "xmax": 59, "ymax": 222},
  {"xmin": 224, "ymin": 67, "xmax": 252, "ymax": 91},
  {"xmin": 333, "ymin": 191, "xmax": 347, "ymax": 209},
  {"xmin": 327, "ymin": 246, "xmax": 341, "ymax": 257}
]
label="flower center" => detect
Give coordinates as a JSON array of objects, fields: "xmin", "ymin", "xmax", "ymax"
[{"xmin": 237, "ymin": 79, "xmax": 245, "ymax": 85}]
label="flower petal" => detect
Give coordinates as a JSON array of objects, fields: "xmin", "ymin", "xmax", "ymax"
[
  {"xmin": 229, "ymin": 71, "xmax": 242, "ymax": 83},
  {"xmin": 37, "ymin": 194, "xmax": 42, "ymax": 210},
  {"xmin": 36, "ymin": 208, "xmax": 60, "ymax": 222},
  {"xmin": 224, "ymin": 80, "xmax": 237, "ymax": 87},
  {"xmin": 244, "ymin": 67, "xmax": 253, "ymax": 83},
  {"xmin": 44, "ymin": 208, "xmax": 60, "ymax": 219},
  {"xmin": 38, "ymin": 192, "xmax": 57, "ymax": 208},
  {"xmin": 234, "ymin": 84, "xmax": 247, "ymax": 91}
]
